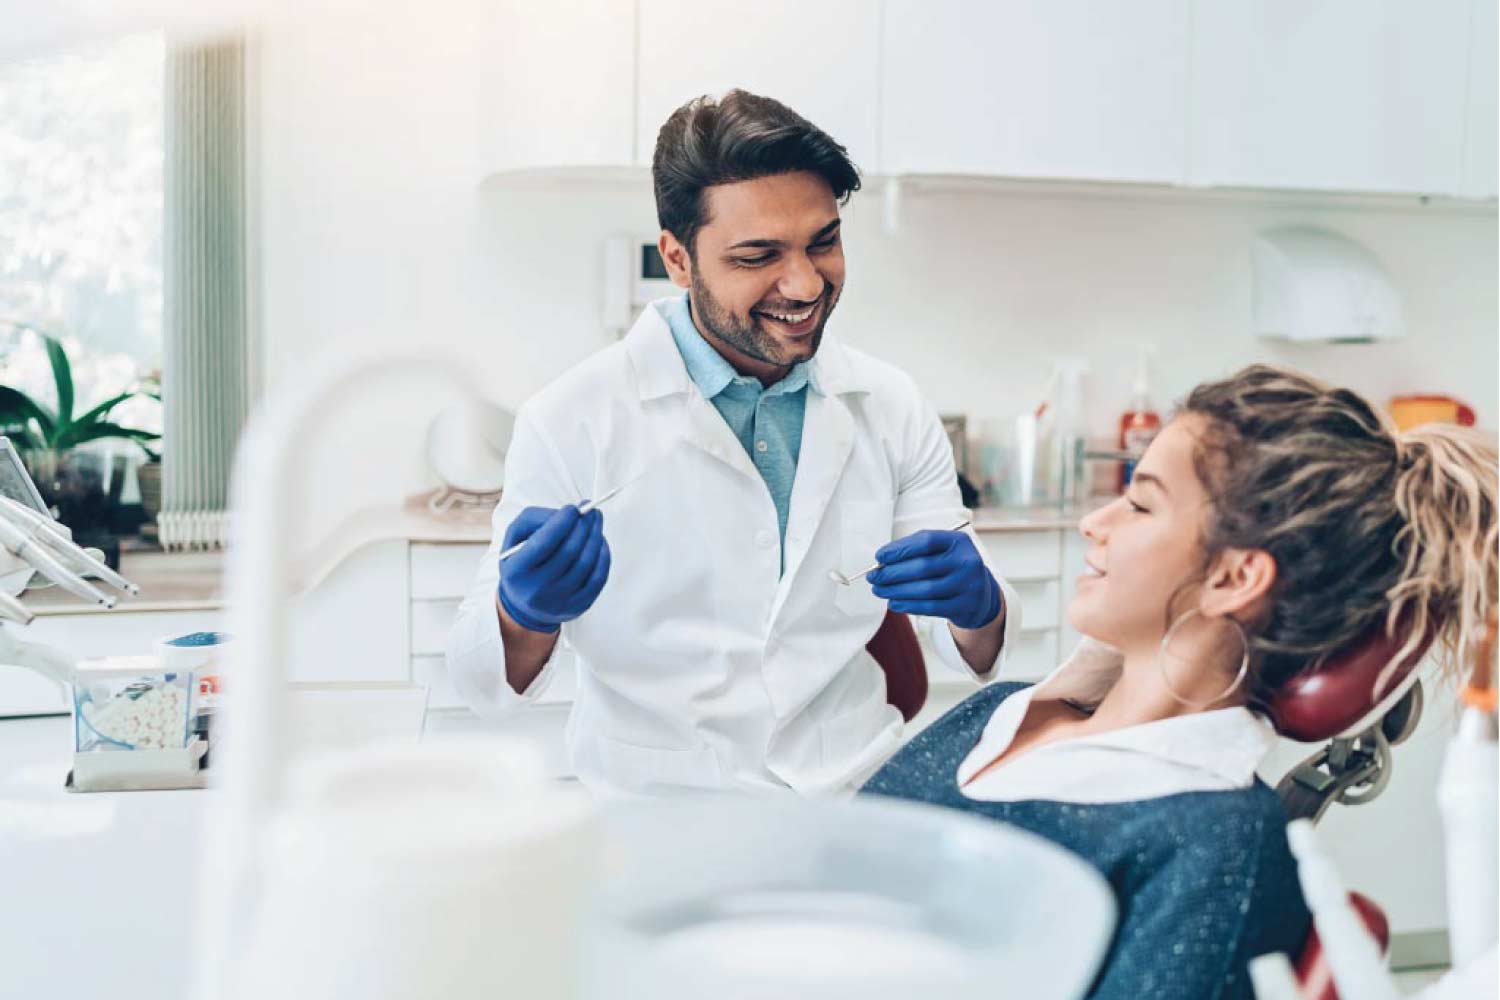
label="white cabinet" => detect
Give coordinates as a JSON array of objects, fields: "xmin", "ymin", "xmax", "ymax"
[
  {"xmin": 1188, "ymin": 0, "xmax": 1474, "ymax": 194},
  {"xmin": 974, "ymin": 528, "xmax": 1069, "ymax": 682},
  {"xmin": 478, "ymin": 0, "xmax": 638, "ymax": 173},
  {"xmin": 880, "ymin": 0, "xmax": 1190, "ymax": 183},
  {"xmin": 1461, "ymin": 0, "xmax": 1498, "ymax": 199},
  {"xmin": 635, "ymin": 0, "xmax": 882, "ymax": 171},
  {"xmin": 289, "ymin": 540, "xmax": 411, "ymax": 683}
]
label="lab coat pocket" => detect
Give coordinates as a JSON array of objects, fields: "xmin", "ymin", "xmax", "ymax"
[
  {"xmin": 590, "ymin": 732, "xmax": 724, "ymax": 795},
  {"xmin": 834, "ymin": 500, "xmax": 894, "ymax": 618}
]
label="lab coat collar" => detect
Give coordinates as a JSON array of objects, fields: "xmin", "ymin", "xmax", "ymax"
[
  {"xmin": 966, "ymin": 638, "xmax": 1277, "ymax": 790},
  {"xmin": 626, "ymin": 297, "xmax": 868, "ymax": 402}
]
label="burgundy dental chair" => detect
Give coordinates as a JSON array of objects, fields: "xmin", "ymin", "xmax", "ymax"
[{"xmin": 865, "ymin": 610, "xmax": 1432, "ymax": 1000}]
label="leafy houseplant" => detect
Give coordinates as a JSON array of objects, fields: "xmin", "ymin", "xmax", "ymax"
[{"xmin": 0, "ymin": 323, "xmax": 160, "ymax": 535}]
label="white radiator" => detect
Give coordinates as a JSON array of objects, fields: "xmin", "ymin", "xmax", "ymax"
[{"xmin": 160, "ymin": 40, "xmax": 248, "ymax": 551}]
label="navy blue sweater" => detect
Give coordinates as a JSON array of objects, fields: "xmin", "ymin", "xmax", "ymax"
[{"xmin": 862, "ymin": 682, "xmax": 1310, "ymax": 1000}]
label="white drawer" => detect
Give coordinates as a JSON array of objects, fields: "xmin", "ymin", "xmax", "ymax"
[
  {"xmin": 1003, "ymin": 628, "xmax": 1058, "ymax": 682},
  {"xmin": 411, "ymin": 598, "xmax": 461, "ymax": 656},
  {"xmin": 1011, "ymin": 578, "xmax": 1059, "ymax": 632},
  {"xmin": 410, "ymin": 543, "xmax": 488, "ymax": 600},
  {"xmin": 978, "ymin": 529, "xmax": 1062, "ymax": 581}
]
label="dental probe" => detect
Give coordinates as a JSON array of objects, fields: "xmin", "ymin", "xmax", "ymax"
[
  {"xmin": 0, "ymin": 497, "xmax": 140, "ymax": 594},
  {"xmin": 830, "ymin": 519, "xmax": 973, "ymax": 586},
  {"xmin": 496, "ymin": 482, "xmax": 628, "ymax": 563},
  {"xmin": 0, "ymin": 516, "xmax": 115, "ymax": 608}
]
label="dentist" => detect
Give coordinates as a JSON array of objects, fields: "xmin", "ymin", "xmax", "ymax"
[{"xmin": 448, "ymin": 90, "xmax": 1018, "ymax": 796}]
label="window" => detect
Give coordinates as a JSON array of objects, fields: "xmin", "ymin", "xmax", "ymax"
[{"xmin": 0, "ymin": 32, "xmax": 164, "ymax": 461}]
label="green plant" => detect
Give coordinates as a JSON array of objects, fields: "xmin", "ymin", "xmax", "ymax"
[{"xmin": 0, "ymin": 321, "xmax": 160, "ymax": 459}]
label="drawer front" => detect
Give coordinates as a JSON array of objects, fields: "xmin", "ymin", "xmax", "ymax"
[
  {"xmin": 1003, "ymin": 628, "xmax": 1058, "ymax": 682},
  {"xmin": 411, "ymin": 599, "xmax": 461, "ymax": 656},
  {"xmin": 1011, "ymin": 578, "xmax": 1059, "ymax": 632},
  {"xmin": 978, "ymin": 529, "xmax": 1061, "ymax": 581},
  {"xmin": 410, "ymin": 543, "xmax": 488, "ymax": 600}
]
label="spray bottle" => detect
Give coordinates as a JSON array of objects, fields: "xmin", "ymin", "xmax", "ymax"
[{"xmin": 1117, "ymin": 346, "xmax": 1160, "ymax": 492}]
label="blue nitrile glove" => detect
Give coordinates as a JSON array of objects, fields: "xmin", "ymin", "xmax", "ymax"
[
  {"xmin": 868, "ymin": 529, "xmax": 1002, "ymax": 631},
  {"xmin": 497, "ymin": 505, "xmax": 612, "ymax": 634}
]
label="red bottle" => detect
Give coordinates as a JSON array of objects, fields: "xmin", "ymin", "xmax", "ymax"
[{"xmin": 1118, "ymin": 348, "xmax": 1160, "ymax": 491}]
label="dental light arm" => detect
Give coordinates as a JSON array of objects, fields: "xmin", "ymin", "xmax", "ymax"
[
  {"xmin": 0, "ymin": 497, "xmax": 139, "ymax": 595},
  {"xmin": 0, "ymin": 624, "xmax": 77, "ymax": 689}
]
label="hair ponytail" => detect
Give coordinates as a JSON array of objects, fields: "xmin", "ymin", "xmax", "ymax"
[
  {"xmin": 1181, "ymin": 366, "xmax": 1498, "ymax": 702},
  {"xmin": 1383, "ymin": 423, "xmax": 1500, "ymax": 692}
]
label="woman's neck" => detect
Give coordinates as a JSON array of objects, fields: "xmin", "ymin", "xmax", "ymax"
[{"xmin": 1081, "ymin": 643, "xmax": 1246, "ymax": 733}]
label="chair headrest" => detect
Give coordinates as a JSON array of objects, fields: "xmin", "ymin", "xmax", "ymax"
[{"xmin": 1265, "ymin": 623, "xmax": 1434, "ymax": 743}]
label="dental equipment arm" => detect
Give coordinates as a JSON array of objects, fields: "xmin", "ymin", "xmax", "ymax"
[
  {"xmin": 0, "ymin": 509, "xmax": 117, "ymax": 608},
  {"xmin": 0, "ymin": 622, "xmax": 77, "ymax": 689},
  {"xmin": 0, "ymin": 496, "xmax": 139, "ymax": 594},
  {"xmin": 1284, "ymin": 820, "xmax": 1402, "ymax": 1000},
  {"xmin": 0, "ymin": 589, "xmax": 35, "ymax": 625}
]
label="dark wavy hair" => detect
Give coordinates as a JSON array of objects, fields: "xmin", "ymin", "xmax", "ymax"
[
  {"xmin": 651, "ymin": 89, "xmax": 861, "ymax": 254},
  {"xmin": 1179, "ymin": 365, "xmax": 1497, "ymax": 705}
]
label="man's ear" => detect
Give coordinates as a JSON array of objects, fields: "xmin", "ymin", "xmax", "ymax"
[
  {"xmin": 1199, "ymin": 548, "xmax": 1277, "ymax": 622},
  {"xmin": 658, "ymin": 231, "xmax": 693, "ymax": 290}
]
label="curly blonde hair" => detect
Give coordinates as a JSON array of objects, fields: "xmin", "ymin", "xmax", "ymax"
[{"xmin": 1181, "ymin": 365, "xmax": 1498, "ymax": 702}]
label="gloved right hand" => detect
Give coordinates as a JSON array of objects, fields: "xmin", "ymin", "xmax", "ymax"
[{"xmin": 496, "ymin": 505, "xmax": 612, "ymax": 634}]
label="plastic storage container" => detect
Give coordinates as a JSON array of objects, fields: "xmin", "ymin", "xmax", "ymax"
[{"xmin": 72, "ymin": 656, "xmax": 193, "ymax": 753}]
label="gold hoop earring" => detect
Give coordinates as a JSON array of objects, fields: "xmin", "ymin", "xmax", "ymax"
[{"xmin": 1157, "ymin": 609, "xmax": 1250, "ymax": 709}]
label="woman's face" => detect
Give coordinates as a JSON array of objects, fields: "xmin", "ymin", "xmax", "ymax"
[{"xmin": 1069, "ymin": 415, "xmax": 1214, "ymax": 653}]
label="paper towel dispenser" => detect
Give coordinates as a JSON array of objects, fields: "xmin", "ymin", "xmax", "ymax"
[{"xmin": 1253, "ymin": 227, "xmax": 1404, "ymax": 343}]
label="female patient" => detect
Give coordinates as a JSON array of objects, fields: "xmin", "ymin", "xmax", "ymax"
[{"xmin": 863, "ymin": 365, "xmax": 1497, "ymax": 999}]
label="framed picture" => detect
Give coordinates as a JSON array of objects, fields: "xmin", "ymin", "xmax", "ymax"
[{"xmin": 0, "ymin": 437, "xmax": 49, "ymax": 514}]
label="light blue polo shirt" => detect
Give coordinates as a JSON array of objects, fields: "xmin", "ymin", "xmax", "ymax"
[{"xmin": 662, "ymin": 293, "xmax": 818, "ymax": 567}]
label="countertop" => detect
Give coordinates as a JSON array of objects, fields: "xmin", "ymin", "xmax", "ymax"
[
  {"xmin": 16, "ymin": 496, "xmax": 1107, "ymax": 617},
  {"xmin": 20, "ymin": 548, "xmax": 224, "ymax": 616},
  {"xmin": 0, "ymin": 704, "xmax": 492, "ymax": 1000}
]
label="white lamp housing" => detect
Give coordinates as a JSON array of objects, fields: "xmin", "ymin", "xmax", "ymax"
[{"xmin": 1253, "ymin": 226, "xmax": 1404, "ymax": 343}]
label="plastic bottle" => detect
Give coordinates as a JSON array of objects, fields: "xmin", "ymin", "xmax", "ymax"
[
  {"xmin": 1052, "ymin": 359, "xmax": 1089, "ymax": 506},
  {"xmin": 1117, "ymin": 347, "xmax": 1160, "ymax": 491}
]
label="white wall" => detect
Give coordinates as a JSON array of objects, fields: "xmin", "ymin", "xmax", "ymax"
[
  {"xmin": 253, "ymin": 10, "xmax": 1497, "ymax": 441},
  {"xmin": 251, "ymin": 8, "xmax": 1497, "ymax": 534}
]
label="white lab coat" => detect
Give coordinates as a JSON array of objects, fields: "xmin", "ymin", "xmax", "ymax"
[{"xmin": 447, "ymin": 300, "xmax": 1019, "ymax": 796}]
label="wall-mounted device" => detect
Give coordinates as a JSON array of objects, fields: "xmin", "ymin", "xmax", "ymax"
[
  {"xmin": 603, "ymin": 236, "xmax": 679, "ymax": 337},
  {"xmin": 1253, "ymin": 226, "xmax": 1404, "ymax": 343}
]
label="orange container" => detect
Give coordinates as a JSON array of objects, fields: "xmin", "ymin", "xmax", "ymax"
[{"xmin": 1389, "ymin": 395, "xmax": 1477, "ymax": 431}]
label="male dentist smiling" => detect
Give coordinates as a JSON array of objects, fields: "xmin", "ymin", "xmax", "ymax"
[{"xmin": 448, "ymin": 90, "xmax": 1019, "ymax": 796}]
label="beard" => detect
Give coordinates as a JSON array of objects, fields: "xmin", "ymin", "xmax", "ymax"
[{"xmin": 688, "ymin": 268, "xmax": 839, "ymax": 368}]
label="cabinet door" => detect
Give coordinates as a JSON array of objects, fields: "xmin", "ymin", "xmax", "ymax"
[
  {"xmin": 1188, "ymin": 0, "xmax": 1472, "ymax": 194},
  {"xmin": 1059, "ymin": 527, "xmax": 1088, "ymax": 659},
  {"xmin": 290, "ymin": 540, "xmax": 410, "ymax": 683},
  {"xmin": 479, "ymin": 0, "xmax": 637, "ymax": 173},
  {"xmin": 1462, "ymin": 0, "xmax": 1498, "ymax": 199},
  {"xmin": 881, "ymin": 0, "xmax": 1190, "ymax": 182},
  {"xmin": 635, "ymin": 0, "xmax": 881, "ymax": 173}
]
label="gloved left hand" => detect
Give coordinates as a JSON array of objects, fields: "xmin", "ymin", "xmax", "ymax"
[{"xmin": 868, "ymin": 529, "xmax": 1002, "ymax": 631}]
